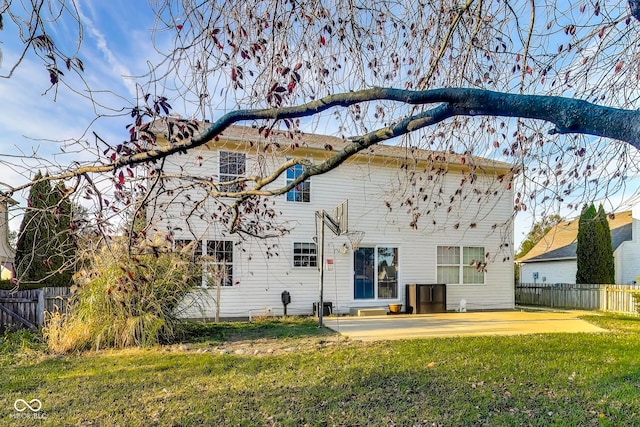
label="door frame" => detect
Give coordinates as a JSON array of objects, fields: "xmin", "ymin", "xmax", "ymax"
[{"xmin": 352, "ymin": 244, "xmax": 401, "ymax": 301}]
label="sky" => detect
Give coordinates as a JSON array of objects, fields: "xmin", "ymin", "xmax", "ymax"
[
  {"xmin": 0, "ymin": 0, "xmax": 155, "ymax": 230},
  {"xmin": 0, "ymin": 1, "xmax": 638, "ymax": 250}
]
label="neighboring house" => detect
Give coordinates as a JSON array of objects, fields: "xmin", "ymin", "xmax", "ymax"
[
  {"xmin": 148, "ymin": 124, "xmax": 516, "ymax": 317},
  {"xmin": 0, "ymin": 195, "xmax": 16, "ymax": 280},
  {"xmin": 517, "ymin": 209, "xmax": 640, "ymax": 284}
]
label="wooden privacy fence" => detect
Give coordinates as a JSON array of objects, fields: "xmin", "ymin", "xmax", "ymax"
[
  {"xmin": 516, "ymin": 283, "xmax": 640, "ymax": 315},
  {"xmin": 0, "ymin": 287, "xmax": 71, "ymax": 330}
]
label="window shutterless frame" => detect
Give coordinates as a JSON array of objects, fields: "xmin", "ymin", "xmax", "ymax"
[
  {"xmin": 436, "ymin": 245, "xmax": 485, "ymax": 285},
  {"xmin": 219, "ymin": 151, "xmax": 246, "ymax": 192},
  {"xmin": 205, "ymin": 240, "xmax": 234, "ymax": 287},
  {"xmin": 285, "ymin": 160, "xmax": 311, "ymax": 202},
  {"xmin": 353, "ymin": 245, "xmax": 400, "ymax": 300},
  {"xmin": 292, "ymin": 242, "xmax": 318, "ymax": 267}
]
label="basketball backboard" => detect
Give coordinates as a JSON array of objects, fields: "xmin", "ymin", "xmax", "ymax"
[{"xmin": 323, "ymin": 200, "xmax": 348, "ymax": 236}]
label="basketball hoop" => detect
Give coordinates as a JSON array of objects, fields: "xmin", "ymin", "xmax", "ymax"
[{"xmin": 345, "ymin": 231, "xmax": 365, "ymax": 251}]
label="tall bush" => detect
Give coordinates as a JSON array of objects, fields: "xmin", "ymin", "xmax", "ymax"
[
  {"xmin": 576, "ymin": 203, "xmax": 614, "ymax": 284},
  {"xmin": 576, "ymin": 204, "xmax": 597, "ymax": 284},
  {"xmin": 44, "ymin": 235, "xmax": 201, "ymax": 353},
  {"xmin": 596, "ymin": 204, "xmax": 615, "ymax": 284},
  {"xmin": 14, "ymin": 172, "xmax": 75, "ymax": 287}
]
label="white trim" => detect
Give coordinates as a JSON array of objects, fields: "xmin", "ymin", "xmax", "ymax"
[
  {"xmin": 285, "ymin": 158, "xmax": 312, "ymax": 203},
  {"xmin": 518, "ymin": 257, "xmax": 576, "ymax": 263},
  {"xmin": 435, "ymin": 245, "xmax": 486, "ymax": 286},
  {"xmin": 218, "ymin": 150, "xmax": 246, "ymax": 192},
  {"xmin": 291, "ymin": 241, "xmax": 318, "ymax": 268},
  {"xmin": 201, "ymin": 239, "xmax": 235, "ymax": 288},
  {"xmin": 351, "ymin": 244, "xmax": 402, "ymax": 302}
]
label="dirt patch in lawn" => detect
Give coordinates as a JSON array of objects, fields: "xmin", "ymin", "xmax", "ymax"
[{"xmin": 168, "ymin": 334, "xmax": 353, "ymax": 356}]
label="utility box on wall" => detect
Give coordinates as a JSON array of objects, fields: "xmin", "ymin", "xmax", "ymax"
[{"xmin": 405, "ymin": 284, "xmax": 447, "ymax": 314}]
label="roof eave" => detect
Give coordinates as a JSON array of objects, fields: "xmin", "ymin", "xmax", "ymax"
[{"xmin": 517, "ymin": 256, "xmax": 576, "ymax": 264}]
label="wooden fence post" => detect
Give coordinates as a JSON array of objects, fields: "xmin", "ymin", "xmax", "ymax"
[{"xmin": 36, "ymin": 289, "xmax": 45, "ymax": 326}]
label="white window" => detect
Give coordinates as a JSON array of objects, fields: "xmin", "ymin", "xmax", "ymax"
[
  {"xmin": 219, "ymin": 151, "xmax": 246, "ymax": 192},
  {"xmin": 205, "ymin": 240, "xmax": 234, "ymax": 286},
  {"xmin": 293, "ymin": 242, "xmax": 317, "ymax": 267},
  {"xmin": 286, "ymin": 162, "xmax": 310, "ymax": 202},
  {"xmin": 437, "ymin": 246, "xmax": 485, "ymax": 284}
]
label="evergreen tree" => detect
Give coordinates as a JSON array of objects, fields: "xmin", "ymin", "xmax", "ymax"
[
  {"xmin": 49, "ymin": 181, "xmax": 74, "ymax": 285},
  {"xmin": 576, "ymin": 204, "xmax": 598, "ymax": 284},
  {"xmin": 14, "ymin": 172, "xmax": 75, "ymax": 287},
  {"xmin": 576, "ymin": 203, "xmax": 614, "ymax": 284},
  {"xmin": 596, "ymin": 204, "xmax": 615, "ymax": 284}
]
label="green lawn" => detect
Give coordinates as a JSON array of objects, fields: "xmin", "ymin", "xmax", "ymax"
[{"xmin": 1, "ymin": 315, "xmax": 640, "ymax": 426}]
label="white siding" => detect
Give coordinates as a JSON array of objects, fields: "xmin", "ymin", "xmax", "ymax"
[
  {"xmin": 520, "ymin": 243, "xmax": 640, "ymax": 286},
  {"xmin": 615, "ymin": 241, "xmax": 640, "ymax": 284},
  {"xmin": 0, "ymin": 200, "xmax": 14, "ymax": 263},
  {"xmin": 520, "ymin": 260, "xmax": 577, "ymax": 284},
  {"xmin": 152, "ymin": 145, "xmax": 515, "ymax": 317}
]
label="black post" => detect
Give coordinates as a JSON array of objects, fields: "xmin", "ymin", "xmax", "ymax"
[{"xmin": 318, "ymin": 211, "xmax": 325, "ymax": 328}]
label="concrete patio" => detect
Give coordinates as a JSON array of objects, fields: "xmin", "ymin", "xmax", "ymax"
[{"xmin": 323, "ymin": 310, "xmax": 606, "ymax": 341}]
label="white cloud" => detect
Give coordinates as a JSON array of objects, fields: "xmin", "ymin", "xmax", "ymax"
[{"xmin": 76, "ymin": 5, "xmax": 138, "ymax": 99}]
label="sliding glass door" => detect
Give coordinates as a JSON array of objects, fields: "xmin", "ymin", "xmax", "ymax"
[
  {"xmin": 354, "ymin": 247, "xmax": 399, "ymax": 300},
  {"xmin": 354, "ymin": 247, "xmax": 375, "ymax": 299}
]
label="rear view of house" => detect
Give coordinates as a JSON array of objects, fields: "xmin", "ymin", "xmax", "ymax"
[{"xmin": 148, "ymin": 124, "xmax": 516, "ymax": 318}]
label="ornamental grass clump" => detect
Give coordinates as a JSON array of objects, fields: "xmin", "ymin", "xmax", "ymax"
[{"xmin": 44, "ymin": 235, "xmax": 201, "ymax": 353}]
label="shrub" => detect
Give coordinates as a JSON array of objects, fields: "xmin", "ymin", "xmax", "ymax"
[
  {"xmin": 44, "ymin": 235, "xmax": 201, "ymax": 353},
  {"xmin": 0, "ymin": 328, "xmax": 42, "ymax": 354},
  {"xmin": 576, "ymin": 204, "xmax": 614, "ymax": 284}
]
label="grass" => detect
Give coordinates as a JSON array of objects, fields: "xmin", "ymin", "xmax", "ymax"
[
  {"xmin": 178, "ymin": 316, "xmax": 333, "ymax": 343},
  {"xmin": 1, "ymin": 315, "xmax": 640, "ymax": 426}
]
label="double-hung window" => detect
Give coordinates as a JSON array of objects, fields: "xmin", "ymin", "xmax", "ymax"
[
  {"xmin": 206, "ymin": 240, "xmax": 234, "ymax": 287},
  {"xmin": 286, "ymin": 162, "xmax": 310, "ymax": 202},
  {"xmin": 219, "ymin": 151, "xmax": 246, "ymax": 192},
  {"xmin": 437, "ymin": 246, "xmax": 485, "ymax": 284}
]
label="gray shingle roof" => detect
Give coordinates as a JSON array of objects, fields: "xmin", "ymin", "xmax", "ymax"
[{"xmin": 518, "ymin": 213, "xmax": 633, "ymax": 263}]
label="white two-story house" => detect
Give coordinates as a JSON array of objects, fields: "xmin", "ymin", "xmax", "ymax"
[{"xmin": 148, "ymin": 124, "xmax": 516, "ymax": 318}]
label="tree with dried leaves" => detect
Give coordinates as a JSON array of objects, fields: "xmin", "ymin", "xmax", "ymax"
[
  {"xmin": 516, "ymin": 214, "xmax": 563, "ymax": 260},
  {"xmin": 3, "ymin": 0, "xmax": 640, "ymax": 267}
]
